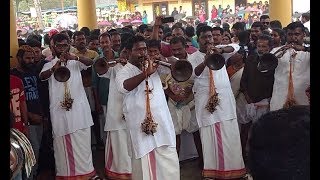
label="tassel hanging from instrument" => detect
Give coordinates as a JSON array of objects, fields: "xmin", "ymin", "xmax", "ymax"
[
  {"xmin": 205, "ymin": 69, "xmax": 219, "ymax": 113},
  {"xmin": 60, "ymin": 81, "xmax": 74, "ymax": 111},
  {"xmin": 283, "ymin": 52, "xmax": 297, "ymax": 109},
  {"xmin": 141, "ymin": 63, "xmax": 158, "ymax": 135}
]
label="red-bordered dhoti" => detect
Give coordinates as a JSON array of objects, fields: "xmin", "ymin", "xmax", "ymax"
[
  {"xmin": 53, "ymin": 128, "xmax": 95, "ymax": 179},
  {"xmin": 105, "ymin": 130, "xmax": 132, "ymax": 179},
  {"xmin": 201, "ymin": 120, "xmax": 246, "ymax": 179},
  {"xmin": 131, "ymin": 146, "xmax": 180, "ymax": 180}
]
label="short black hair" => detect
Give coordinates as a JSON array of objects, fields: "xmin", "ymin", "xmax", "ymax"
[
  {"xmin": 80, "ymin": 27, "xmax": 90, "ymax": 36},
  {"xmin": 72, "ymin": 31, "xmax": 85, "ymax": 40},
  {"xmin": 98, "ymin": 32, "xmax": 111, "ymax": 41},
  {"xmin": 251, "ymin": 21, "xmax": 265, "ymax": 31},
  {"xmin": 232, "ymin": 22, "xmax": 246, "ymax": 31},
  {"xmin": 286, "ymin": 21, "xmax": 306, "ymax": 33},
  {"xmin": 270, "ymin": 20, "xmax": 282, "ymax": 29},
  {"xmin": 26, "ymin": 38, "xmax": 42, "ymax": 49},
  {"xmin": 138, "ymin": 24, "xmax": 148, "ymax": 33},
  {"xmin": 248, "ymin": 105, "xmax": 310, "ymax": 180},
  {"xmin": 53, "ymin": 33, "xmax": 70, "ymax": 44},
  {"xmin": 172, "ymin": 26, "xmax": 185, "ymax": 34},
  {"xmin": 212, "ymin": 26, "xmax": 224, "ymax": 35},
  {"xmin": 27, "ymin": 34, "xmax": 42, "ymax": 42},
  {"xmin": 163, "ymin": 32, "xmax": 172, "ymax": 40},
  {"xmin": 87, "ymin": 35, "xmax": 99, "ymax": 43},
  {"xmin": 257, "ymin": 34, "xmax": 273, "ymax": 47},
  {"xmin": 237, "ymin": 30, "xmax": 250, "ymax": 45},
  {"xmin": 196, "ymin": 23, "xmax": 207, "ymax": 33},
  {"xmin": 185, "ymin": 26, "xmax": 195, "ymax": 37},
  {"xmin": 170, "ymin": 36, "xmax": 186, "ymax": 47},
  {"xmin": 110, "ymin": 31, "xmax": 121, "ymax": 38},
  {"xmin": 126, "ymin": 35, "xmax": 145, "ymax": 50},
  {"xmin": 146, "ymin": 39, "xmax": 161, "ymax": 50},
  {"xmin": 196, "ymin": 25, "xmax": 213, "ymax": 38},
  {"xmin": 108, "ymin": 29, "xmax": 117, "ymax": 34},
  {"xmin": 90, "ymin": 29, "xmax": 101, "ymax": 36},
  {"xmin": 43, "ymin": 34, "xmax": 50, "ymax": 46},
  {"xmin": 121, "ymin": 32, "xmax": 135, "ymax": 45},
  {"xmin": 260, "ymin": 14, "xmax": 270, "ymax": 21},
  {"xmin": 271, "ymin": 28, "xmax": 286, "ymax": 45}
]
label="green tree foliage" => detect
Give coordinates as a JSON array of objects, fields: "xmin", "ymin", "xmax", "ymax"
[{"xmin": 14, "ymin": 0, "xmax": 77, "ymax": 12}]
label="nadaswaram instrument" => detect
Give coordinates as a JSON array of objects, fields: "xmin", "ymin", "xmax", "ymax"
[
  {"xmin": 94, "ymin": 57, "xmax": 128, "ymax": 75},
  {"xmin": 204, "ymin": 45, "xmax": 226, "ymax": 113},
  {"xmin": 205, "ymin": 47, "xmax": 226, "ymax": 70},
  {"xmin": 257, "ymin": 44, "xmax": 296, "ymax": 73},
  {"xmin": 53, "ymin": 60, "xmax": 74, "ymax": 110},
  {"xmin": 153, "ymin": 59, "xmax": 193, "ymax": 82},
  {"xmin": 54, "ymin": 61, "xmax": 71, "ymax": 82}
]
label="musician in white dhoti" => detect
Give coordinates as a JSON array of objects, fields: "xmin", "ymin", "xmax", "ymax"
[
  {"xmin": 95, "ymin": 39, "xmax": 132, "ymax": 179},
  {"xmin": 40, "ymin": 33, "xmax": 99, "ymax": 179},
  {"xmin": 115, "ymin": 35, "xmax": 180, "ymax": 180},
  {"xmin": 269, "ymin": 22, "xmax": 310, "ymax": 111},
  {"xmin": 189, "ymin": 26, "xmax": 246, "ymax": 179}
]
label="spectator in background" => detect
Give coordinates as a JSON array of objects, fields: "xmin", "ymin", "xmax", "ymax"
[
  {"xmin": 142, "ymin": 10, "xmax": 148, "ymax": 24},
  {"xmin": 271, "ymin": 28, "xmax": 286, "ymax": 48},
  {"xmin": 80, "ymin": 26, "xmax": 91, "ymax": 37},
  {"xmin": 301, "ymin": 12, "xmax": 310, "ymax": 32},
  {"xmin": 218, "ymin": 5, "xmax": 223, "ymax": 18},
  {"xmin": 171, "ymin": 7, "xmax": 179, "ymax": 17},
  {"xmin": 110, "ymin": 32, "xmax": 122, "ymax": 54},
  {"xmin": 270, "ymin": 20, "xmax": 282, "ymax": 29},
  {"xmin": 163, "ymin": 32, "xmax": 173, "ymax": 43},
  {"xmin": 248, "ymin": 105, "xmax": 310, "ymax": 180},
  {"xmin": 185, "ymin": 26, "xmax": 199, "ymax": 48},
  {"xmin": 231, "ymin": 22, "xmax": 246, "ymax": 43},
  {"xmin": 87, "ymin": 35, "xmax": 100, "ymax": 53},
  {"xmin": 260, "ymin": 14, "xmax": 270, "ymax": 28},
  {"xmin": 222, "ymin": 34, "xmax": 232, "ymax": 45},
  {"xmin": 211, "ymin": 5, "xmax": 218, "ymax": 20}
]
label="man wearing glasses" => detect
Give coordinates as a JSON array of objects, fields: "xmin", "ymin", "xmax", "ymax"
[{"xmin": 39, "ymin": 33, "xmax": 101, "ymax": 179}]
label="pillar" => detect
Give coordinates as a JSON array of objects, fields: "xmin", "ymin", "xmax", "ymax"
[
  {"xmin": 77, "ymin": 0, "xmax": 97, "ymax": 30},
  {"xmin": 10, "ymin": 0, "xmax": 19, "ymax": 68},
  {"xmin": 269, "ymin": 0, "xmax": 292, "ymax": 27}
]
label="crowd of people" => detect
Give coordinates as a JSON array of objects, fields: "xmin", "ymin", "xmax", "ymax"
[{"xmin": 10, "ymin": 11, "xmax": 310, "ymax": 180}]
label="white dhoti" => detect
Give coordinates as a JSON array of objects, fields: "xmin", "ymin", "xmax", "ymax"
[
  {"xmin": 168, "ymin": 99, "xmax": 199, "ymax": 135},
  {"xmin": 105, "ymin": 130, "xmax": 132, "ymax": 179},
  {"xmin": 53, "ymin": 128, "xmax": 95, "ymax": 179},
  {"xmin": 131, "ymin": 146, "xmax": 180, "ymax": 180},
  {"xmin": 200, "ymin": 120, "xmax": 246, "ymax": 179}
]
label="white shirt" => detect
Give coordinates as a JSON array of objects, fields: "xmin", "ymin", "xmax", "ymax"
[
  {"xmin": 189, "ymin": 45, "xmax": 239, "ymax": 127},
  {"xmin": 40, "ymin": 57, "xmax": 93, "ymax": 137},
  {"xmin": 99, "ymin": 63, "xmax": 127, "ymax": 131},
  {"xmin": 269, "ymin": 47, "xmax": 310, "ymax": 111},
  {"xmin": 115, "ymin": 63, "xmax": 176, "ymax": 159}
]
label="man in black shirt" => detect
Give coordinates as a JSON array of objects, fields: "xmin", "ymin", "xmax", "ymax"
[
  {"xmin": 239, "ymin": 34, "xmax": 275, "ymax": 163},
  {"xmin": 10, "ymin": 45, "xmax": 44, "ymax": 180}
]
